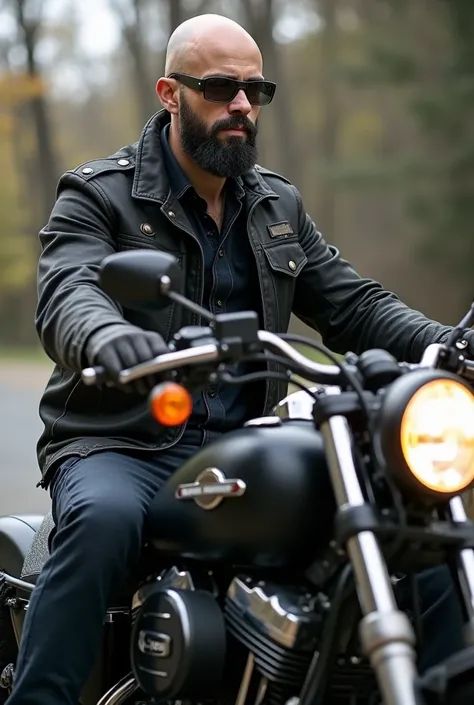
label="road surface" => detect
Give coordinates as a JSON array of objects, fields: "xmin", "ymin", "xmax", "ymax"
[{"xmin": 0, "ymin": 362, "xmax": 52, "ymax": 516}]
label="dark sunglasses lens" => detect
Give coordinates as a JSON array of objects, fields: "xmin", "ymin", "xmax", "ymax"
[
  {"xmin": 204, "ymin": 77, "xmax": 236, "ymax": 102},
  {"xmin": 246, "ymin": 81, "xmax": 275, "ymax": 105},
  {"xmin": 204, "ymin": 78, "xmax": 276, "ymax": 105}
]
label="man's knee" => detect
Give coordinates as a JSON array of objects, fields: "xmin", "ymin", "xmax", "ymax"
[{"xmin": 53, "ymin": 455, "xmax": 147, "ymax": 560}]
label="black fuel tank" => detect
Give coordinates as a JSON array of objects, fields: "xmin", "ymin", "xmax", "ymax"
[{"xmin": 147, "ymin": 420, "xmax": 336, "ymax": 569}]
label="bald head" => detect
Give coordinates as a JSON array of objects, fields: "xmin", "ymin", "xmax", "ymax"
[
  {"xmin": 157, "ymin": 14, "xmax": 266, "ymax": 181},
  {"xmin": 165, "ymin": 14, "xmax": 262, "ymax": 76}
]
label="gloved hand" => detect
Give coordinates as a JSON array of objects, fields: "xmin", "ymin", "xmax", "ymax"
[{"xmin": 86, "ymin": 323, "xmax": 169, "ymax": 395}]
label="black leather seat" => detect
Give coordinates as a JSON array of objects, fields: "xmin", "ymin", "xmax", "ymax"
[
  {"xmin": 0, "ymin": 514, "xmax": 45, "ymax": 580},
  {"xmin": 20, "ymin": 512, "xmax": 55, "ymax": 585}
]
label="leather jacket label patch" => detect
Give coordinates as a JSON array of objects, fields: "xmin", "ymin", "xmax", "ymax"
[{"xmin": 267, "ymin": 220, "xmax": 294, "ymax": 238}]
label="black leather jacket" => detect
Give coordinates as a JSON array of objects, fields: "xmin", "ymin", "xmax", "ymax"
[{"xmin": 36, "ymin": 109, "xmax": 455, "ymax": 486}]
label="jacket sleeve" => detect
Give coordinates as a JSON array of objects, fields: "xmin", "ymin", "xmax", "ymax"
[
  {"xmin": 35, "ymin": 172, "xmax": 128, "ymax": 371},
  {"xmin": 291, "ymin": 185, "xmax": 456, "ymax": 362}
]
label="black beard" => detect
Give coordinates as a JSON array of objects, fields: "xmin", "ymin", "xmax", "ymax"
[{"xmin": 179, "ymin": 95, "xmax": 259, "ymax": 178}]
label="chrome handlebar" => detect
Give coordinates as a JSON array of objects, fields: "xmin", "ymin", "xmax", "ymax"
[
  {"xmin": 81, "ymin": 338, "xmax": 474, "ymax": 388},
  {"xmin": 81, "ymin": 330, "xmax": 341, "ymax": 387}
]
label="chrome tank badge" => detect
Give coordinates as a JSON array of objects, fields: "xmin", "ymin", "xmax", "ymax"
[{"xmin": 176, "ymin": 468, "xmax": 246, "ymax": 510}]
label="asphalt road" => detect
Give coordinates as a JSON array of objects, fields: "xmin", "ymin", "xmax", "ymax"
[{"xmin": 0, "ymin": 363, "xmax": 52, "ymax": 516}]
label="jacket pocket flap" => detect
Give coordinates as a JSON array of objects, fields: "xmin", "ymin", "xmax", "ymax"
[{"xmin": 262, "ymin": 241, "xmax": 307, "ymax": 277}]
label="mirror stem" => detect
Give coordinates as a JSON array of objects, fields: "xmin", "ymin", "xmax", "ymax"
[
  {"xmin": 167, "ymin": 291, "xmax": 216, "ymax": 323},
  {"xmin": 447, "ymin": 300, "xmax": 474, "ymax": 347}
]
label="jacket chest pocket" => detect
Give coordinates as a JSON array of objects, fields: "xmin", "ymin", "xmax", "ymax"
[
  {"xmin": 117, "ymin": 232, "xmax": 158, "ymax": 251},
  {"xmin": 262, "ymin": 239, "xmax": 307, "ymax": 277},
  {"xmin": 261, "ymin": 239, "xmax": 307, "ymax": 330}
]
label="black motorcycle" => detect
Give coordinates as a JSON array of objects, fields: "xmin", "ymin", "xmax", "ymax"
[{"xmin": 2, "ymin": 250, "xmax": 474, "ymax": 705}]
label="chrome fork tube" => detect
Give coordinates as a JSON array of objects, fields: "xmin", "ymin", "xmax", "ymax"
[{"xmin": 319, "ymin": 391, "xmax": 420, "ymax": 705}]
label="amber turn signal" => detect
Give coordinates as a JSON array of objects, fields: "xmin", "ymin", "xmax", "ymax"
[{"xmin": 150, "ymin": 382, "xmax": 193, "ymax": 426}]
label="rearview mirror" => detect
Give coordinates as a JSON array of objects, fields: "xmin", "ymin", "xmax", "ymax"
[{"xmin": 99, "ymin": 250, "xmax": 183, "ymax": 310}]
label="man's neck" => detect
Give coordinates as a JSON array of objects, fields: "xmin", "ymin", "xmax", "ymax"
[{"xmin": 168, "ymin": 124, "xmax": 226, "ymax": 209}]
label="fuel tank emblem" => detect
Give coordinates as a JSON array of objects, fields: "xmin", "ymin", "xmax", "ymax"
[{"xmin": 175, "ymin": 467, "xmax": 246, "ymax": 510}]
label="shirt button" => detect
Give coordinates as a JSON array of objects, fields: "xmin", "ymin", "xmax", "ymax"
[
  {"xmin": 208, "ymin": 386, "xmax": 217, "ymax": 398},
  {"xmin": 218, "ymin": 249, "xmax": 224, "ymax": 257},
  {"xmin": 216, "ymin": 300, "xmax": 223, "ymax": 307}
]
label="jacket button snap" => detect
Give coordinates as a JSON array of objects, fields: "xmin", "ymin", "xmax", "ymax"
[
  {"xmin": 82, "ymin": 167, "xmax": 93, "ymax": 175},
  {"xmin": 288, "ymin": 260, "xmax": 297, "ymax": 271},
  {"xmin": 168, "ymin": 211, "xmax": 176, "ymax": 218},
  {"xmin": 117, "ymin": 159, "xmax": 130, "ymax": 166},
  {"xmin": 140, "ymin": 223, "xmax": 154, "ymax": 236}
]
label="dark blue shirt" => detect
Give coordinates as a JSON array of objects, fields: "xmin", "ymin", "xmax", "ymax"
[{"xmin": 160, "ymin": 125, "xmax": 262, "ymax": 430}]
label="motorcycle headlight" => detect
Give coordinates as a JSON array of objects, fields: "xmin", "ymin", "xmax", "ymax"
[{"xmin": 378, "ymin": 370, "xmax": 474, "ymax": 497}]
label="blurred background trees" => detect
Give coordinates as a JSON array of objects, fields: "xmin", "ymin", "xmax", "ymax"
[{"xmin": 0, "ymin": 0, "xmax": 473, "ymax": 349}]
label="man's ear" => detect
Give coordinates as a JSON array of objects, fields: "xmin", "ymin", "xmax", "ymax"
[{"xmin": 156, "ymin": 77, "xmax": 179, "ymax": 114}]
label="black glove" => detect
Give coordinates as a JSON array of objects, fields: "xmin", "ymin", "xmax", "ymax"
[{"xmin": 86, "ymin": 323, "xmax": 169, "ymax": 395}]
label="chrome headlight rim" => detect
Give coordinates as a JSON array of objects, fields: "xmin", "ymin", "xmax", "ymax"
[{"xmin": 377, "ymin": 369, "xmax": 474, "ymax": 499}]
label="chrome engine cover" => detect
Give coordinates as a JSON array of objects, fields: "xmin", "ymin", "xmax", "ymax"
[
  {"xmin": 226, "ymin": 576, "xmax": 321, "ymax": 651},
  {"xmin": 224, "ymin": 576, "xmax": 323, "ymax": 705}
]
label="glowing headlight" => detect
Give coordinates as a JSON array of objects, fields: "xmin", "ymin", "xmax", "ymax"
[
  {"xmin": 378, "ymin": 371, "xmax": 474, "ymax": 498},
  {"xmin": 400, "ymin": 379, "xmax": 474, "ymax": 493}
]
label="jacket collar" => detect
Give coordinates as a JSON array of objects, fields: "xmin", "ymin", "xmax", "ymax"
[{"xmin": 131, "ymin": 109, "xmax": 278, "ymax": 204}]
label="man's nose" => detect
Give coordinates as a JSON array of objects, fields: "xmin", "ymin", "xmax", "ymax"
[{"xmin": 228, "ymin": 89, "xmax": 252, "ymax": 115}]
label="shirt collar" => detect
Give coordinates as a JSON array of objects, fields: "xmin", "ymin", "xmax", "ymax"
[{"xmin": 160, "ymin": 123, "xmax": 192, "ymax": 199}]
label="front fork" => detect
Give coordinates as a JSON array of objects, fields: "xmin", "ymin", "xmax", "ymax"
[{"xmin": 319, "ymin": 392, "xmax": 474, "ymax": 705}]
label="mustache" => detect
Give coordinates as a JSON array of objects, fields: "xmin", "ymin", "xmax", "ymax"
[{"xmin": 210, "ymin": 115, "xmax": 258, "ymax": 139}]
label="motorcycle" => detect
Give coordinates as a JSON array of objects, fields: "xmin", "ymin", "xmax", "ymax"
[{"xmin": 1, "ymin": 249, "xmax": 474, "ymax": 704}]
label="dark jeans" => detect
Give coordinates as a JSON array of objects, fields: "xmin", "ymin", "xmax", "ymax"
[
  {"xmin": 7, "ymin": 437, "xmax": 467, "ymax": 705},
  {"xmin": 8, "ymin": 431, "xmax": 205, "ymax": 705}
]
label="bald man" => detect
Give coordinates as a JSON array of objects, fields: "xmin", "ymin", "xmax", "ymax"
[{"xmin": 8, "ymin": 13, "xmax": 469, "ymax": 705}]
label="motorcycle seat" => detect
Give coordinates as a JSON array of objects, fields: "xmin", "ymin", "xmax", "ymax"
[
  {"xmin": 20, "ymin": 512, "xmax": 55, "ymax": 585},
  {"xmin": 0, "ymin": 515, "xmax": 45, "ymax": 580}
]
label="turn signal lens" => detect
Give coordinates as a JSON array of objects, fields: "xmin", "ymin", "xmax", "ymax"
[
  {"xmin": 400, "ymin": 379, "xmax": 474, "ymax": 493},
  {"xmin": 150, "ymin": 382, "xmax": 193, "ymax": 426}
]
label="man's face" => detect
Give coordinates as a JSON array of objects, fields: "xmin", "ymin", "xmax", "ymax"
[
  {"xmin": 175, "ymin": 35, "xmax": 264, "ymax": 177},
  {"xmin": 178, "ymin": 90, "xmax": 259, "ymax": 178}
]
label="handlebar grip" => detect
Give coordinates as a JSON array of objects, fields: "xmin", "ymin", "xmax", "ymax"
[{"xmin": 81, "ymin": 365, "xmax": 107, "ymax": 386}]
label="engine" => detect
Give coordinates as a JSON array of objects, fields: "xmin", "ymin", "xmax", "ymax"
[
  {"xmin": 223, "ymin": 576, "xmax": 322, "ymax": 705},
  {"xmin": 130, "ymin": 567, "xmax": 376, "ymax": 705}
]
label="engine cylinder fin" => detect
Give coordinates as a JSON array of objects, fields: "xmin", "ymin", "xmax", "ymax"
[{"xmin": 225, "ymin": 599, "xmax": 312, "ymax": 688}]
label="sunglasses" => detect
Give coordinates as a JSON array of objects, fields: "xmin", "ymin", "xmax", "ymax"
[{"xmin": 168, "ymin": 73, "xmax": 276, "ymax": 106}]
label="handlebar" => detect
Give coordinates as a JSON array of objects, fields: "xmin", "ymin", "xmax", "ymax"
[
  {"xmin": 419, "ymin": 344, "xmax": 474, "ymax": 381},
  {"xmin": 459, "ymin": 358, "xmax": 474, "ymax": 380},
  {"xmin": 81, "ymin": 330, "xmax": 341, "ymax": 387},
  {"xmin": 81, "ymin": 344, "xmax": 221, "ymax": 386},
  {"xmin": 81, "ymin": 335, "xmax": 474, "ymax": 390}
]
